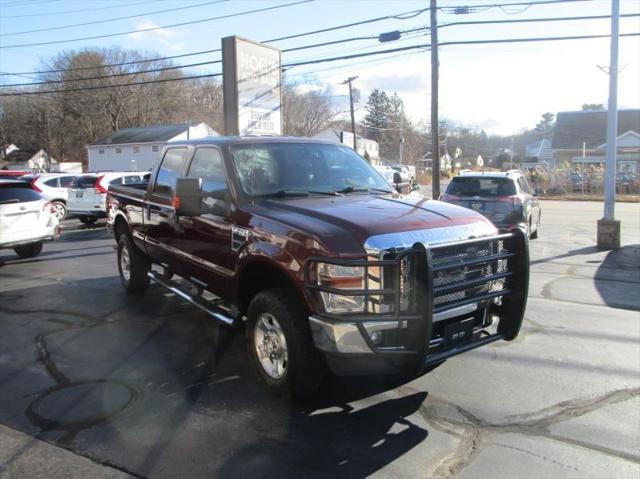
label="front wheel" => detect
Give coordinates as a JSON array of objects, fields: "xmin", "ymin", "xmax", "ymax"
[
  {"xmin": 246, "ymin": 287, "xmax": 325, "ymax": 397},
  {"xmin": 14, "ymin": 241, "xmax": 43, "ymax": 259},
  {"xmin": 117, "ymin": 235, "xmax": 150, "ymax": 293}
]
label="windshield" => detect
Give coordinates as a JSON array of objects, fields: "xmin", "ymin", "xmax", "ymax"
[
  {"xmin": 446, "ymin": 177, "xmax": 516, "ymax": 197},
  {"xmin": 230, "ymin": 143, "xmax": 393, "ymax": 196}
]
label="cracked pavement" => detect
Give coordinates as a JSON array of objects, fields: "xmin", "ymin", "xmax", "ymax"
[{"xmin": 0, "ymin": 200, "xmax": 639, "ymax": 478}]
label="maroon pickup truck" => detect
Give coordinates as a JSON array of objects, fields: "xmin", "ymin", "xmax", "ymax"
[{"xmin": 107, "ymin": 137, "xmax": 529, "ymax": 396}]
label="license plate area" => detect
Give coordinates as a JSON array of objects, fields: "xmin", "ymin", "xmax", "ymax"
[{"xmin": 442, "ymin": 317, "xmax": 475, "ymax": 345}]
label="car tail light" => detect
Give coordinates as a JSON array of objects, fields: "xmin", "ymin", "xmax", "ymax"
[
  {"xmin": 439, "ymin": 193, "xmax": 460, "ymax": 202},
  {"xmin": 30, "ymin": 177, "xmax": 42, "ymax": 192},
  {"xmin": 94, "ymin": 175, "xmax": 108, "ymax": 194},
  {"xmin": 496, "ymin": 195, "xmax": 522, "ymax": 206}
]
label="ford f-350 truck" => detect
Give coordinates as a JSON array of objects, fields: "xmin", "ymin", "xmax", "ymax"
[{"xmin": 107, "ymin": 137, "xmax": 529, "ymax": 396}]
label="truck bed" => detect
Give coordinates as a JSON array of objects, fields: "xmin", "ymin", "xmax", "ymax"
[{"xmin": 109, "ymin": 182, "xmax": 148, "ymax": 201}]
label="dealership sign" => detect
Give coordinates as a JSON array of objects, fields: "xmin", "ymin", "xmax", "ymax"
[{"xmin": 222, "ymin": 36, "xmax": 282, "ymax": 136}]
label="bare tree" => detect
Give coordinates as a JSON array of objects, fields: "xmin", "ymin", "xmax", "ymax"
[{"xmin": 283, "ymin": 83, "xmax": 337, "ymax": 137}]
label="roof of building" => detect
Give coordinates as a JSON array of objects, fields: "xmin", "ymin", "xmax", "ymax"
[
  {"xmin": 89, "ymin": 123, "xmax": 194, "ymax": 146},
  {"xmin": 552, "ymin": 109, "xmax": 640, "ymax": 150}
]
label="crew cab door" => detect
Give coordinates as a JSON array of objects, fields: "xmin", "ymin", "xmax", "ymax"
[
  {"xmin": 171, "ymin": 146, "xmax": 236, "ymax": 299},
  {"xmin": 144, "ymin": 147, "xmax": 189, "ymax": 267}
]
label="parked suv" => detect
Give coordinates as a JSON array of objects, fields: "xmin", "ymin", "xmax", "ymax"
[
  {"xmin": 22, "ymin": 173, "xmax": 78, "ymax": 221},
  {"xmin": 440, "ymin": 170, "xmax": 541, "ymax": 239},
  {"xmin": 108, "ymin": 138, "xmax": 529, "ymax": 396},
  {"xmin": 68, "ymin": 172, "xmax": 149, "ymax": 224},
  {"xmin": 0, "ymin": 180, "xmax": 60, "ymax": 258}
]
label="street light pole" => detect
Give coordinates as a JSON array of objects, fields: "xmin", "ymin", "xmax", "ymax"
[
  {"xmin": 342, "ymin": 76, "xmax": 359, "ymax": 152},
  {"xmin": 430, "ymin": 0, "xmax": 441, "ymax": 199},
  {"xmin": 597, "ymin": 0, "xmax": 621, "ymax": 249}
]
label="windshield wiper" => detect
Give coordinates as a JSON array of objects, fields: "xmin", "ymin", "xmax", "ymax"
[
  {"xmin": 260, "ymin": 190, "xmax": 310, "ymax": 198},
  {"xmin": 336, "ymin": 186, "xmax": 393, "ymax": 195}
]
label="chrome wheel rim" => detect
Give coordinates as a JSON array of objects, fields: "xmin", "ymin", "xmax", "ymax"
[
  {"xmin": 120, "ymin": 246, "xmax": 131, "ymax": 282},
  {"xmin": 254, "ymin": 313, "xmax": 288, "ymax": 379},
  {"xmin": 53, "ymin": 203, "xmax": 66, "ymax": 220}
]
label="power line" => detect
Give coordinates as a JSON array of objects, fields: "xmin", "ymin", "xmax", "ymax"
[
  {"xmin": 0, "ymin": 0, "xmax": 154, "ymax": 19},
  {"xmin": 0, "ymin": 28, "xmax": 426, "ymax": 88},
  {"xmin": 2, "ymin": 30, "xmax": 638, "ymax": 97},
  {"xmin": 439, "ymin": 12, "xmax": 640, "ymax": 29},
  {"xmin": 0, "ymin": 0, "xmax": 314, "ymax": 49},
  {"xmin": 0, "ymin": 0, "xmax": 230, "ymax": 37},
  {"xmin": 0, "ymin": 7, "xmax": 430, "ymax": 76},
  {"xmin": 0, "ymin": 43, "xmax": 432, "ymax": 97},
  {"xmin": 439, "ymin": 31, "xmax": 639, "ymax": 47}
]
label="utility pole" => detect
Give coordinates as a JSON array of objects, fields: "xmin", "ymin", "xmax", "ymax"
[
  {"xmin": 430, "ymin": 0, "xmax": 440, "ymax": 199},
  {"xmin": 399, "ymin": 101, "xmax": 404, "ymax": 165},
  {"xmin": 509, "ymin": 136, "xmax": 514, "ymax": 169},
  {"xmin": 598, "ymin": 0, "xmax": 621, "ymax": 249},
  {"xmin": 342, "ymin": 76, "xmax": 359, "ymax": 152}
]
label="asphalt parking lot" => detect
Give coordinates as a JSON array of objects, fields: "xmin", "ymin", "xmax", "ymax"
[{"xmin": 0, "ymin": 200, "xmax": 639, "ymax": 479}]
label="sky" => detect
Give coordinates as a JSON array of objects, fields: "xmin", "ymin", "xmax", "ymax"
[{"xmin": 0, "ymin": 0, "xmax": 639, "ymax": 135}]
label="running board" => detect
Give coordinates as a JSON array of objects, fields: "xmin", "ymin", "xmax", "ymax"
[{"xmin": 147, "ymin": 271, "xmax": 235, "ymax": 326}]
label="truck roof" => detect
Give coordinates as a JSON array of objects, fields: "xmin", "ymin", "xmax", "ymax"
[{"xmin": 167, "ymin": 136, "xmax": 339, "ymax": 148}]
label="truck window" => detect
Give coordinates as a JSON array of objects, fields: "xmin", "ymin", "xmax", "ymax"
[
  {"xmin": 153, "ymin": 148, "xmax": 187, "ymax": 197},
  {"xmin": 187, "ymin": 148, "xmax": 227, "ymax": 202},
  {"xmin": 231, "ymin": 143, "xmax": 391, "ymax": 196}
]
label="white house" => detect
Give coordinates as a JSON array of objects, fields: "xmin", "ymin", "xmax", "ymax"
[
  {"xmin": 312, "ymin": 128, "xmax": 381, "ymax": 164},
  {"xmin": 86, "ymin": 122, "xmax": 219, "ymax": 172}
]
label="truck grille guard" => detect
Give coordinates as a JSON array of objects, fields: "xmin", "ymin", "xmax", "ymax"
[{"xmin": 304, "ymin": 229, "xmax": 529, "ymax": 371}]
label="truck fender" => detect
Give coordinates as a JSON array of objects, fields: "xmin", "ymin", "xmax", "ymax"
[{"xmin": 236, "ymin": 244, "xmax": 309, "ymax": 314}]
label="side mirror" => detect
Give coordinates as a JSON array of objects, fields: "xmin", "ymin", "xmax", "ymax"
[
  {"xmin": 393, "ymin": 172, "xmax": 402, "ymax": 184},
  {"xmin": 174, "ymin": 177, "xmax": 203, "ymax": 216}
]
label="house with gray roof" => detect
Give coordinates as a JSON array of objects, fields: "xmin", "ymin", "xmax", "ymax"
[
  {"xmin": 552, "ymin": 110, "xmax": 640, "ymax": 173},
  {"xmin": 86, "ymin": 122, "xmax": 219, "ymax": 172}
]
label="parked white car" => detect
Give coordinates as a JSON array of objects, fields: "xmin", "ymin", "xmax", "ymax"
[
  {"xmin": 0, "ymin": 180, "xmax": 60, "ymax": 258},
  {"xmin": 23, "ymin": 173, "xmax": 80, "ymax": 221},
  {"xmin": 68, "ymin": 172, "xmax": 149, "ymax": 224}
]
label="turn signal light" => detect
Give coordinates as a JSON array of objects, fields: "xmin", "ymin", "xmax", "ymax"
[{"xmin": 172, "ymin": 196, "xmax": 181, "ymax": 209}]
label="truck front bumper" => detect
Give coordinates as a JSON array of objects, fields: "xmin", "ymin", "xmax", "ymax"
[{"xmin": 305, "ymin": 230, "xmax": 529, "ymax": 377}]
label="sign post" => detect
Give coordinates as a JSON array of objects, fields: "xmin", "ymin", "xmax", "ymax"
[{"xmin": 222, "ymin": 36, "xmax": 283, "ymax": 136}]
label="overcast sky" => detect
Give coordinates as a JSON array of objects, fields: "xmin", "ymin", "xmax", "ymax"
[{"xmin": 1, "ymin": 0, "xmax": 638, "ymax": 135}]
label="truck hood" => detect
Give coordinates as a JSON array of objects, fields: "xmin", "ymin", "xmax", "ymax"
[{"xmin": 250, "ymin": 194, "xmax": 497, "ymax": 256}]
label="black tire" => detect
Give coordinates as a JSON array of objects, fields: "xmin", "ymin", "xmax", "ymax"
[
  {"xmin": 79, "ymin": 217, "xmax": 97, "ymax": 225},
  {"xmin": 52, "ymin": 201, "xmax": 67, "ymax": 221},
  {"xmin": 13, "ymin": 241, "xmax": 43, "ymax": 259},
  {"xmin": 530, "ymin": 213, "xmax": 540, "ymax": 240},
  {"xmin": 246, "ymin": 287, "xmax": 325, "ymax": 397},
  {"xmin": 117, "ymin": 235, "xmax": 150, "ymax": 293}
]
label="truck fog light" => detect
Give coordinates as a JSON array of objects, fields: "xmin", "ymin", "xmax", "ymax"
[{"xmin": 370, "ymin": 330, "xmax": 383, "ymax": 345}]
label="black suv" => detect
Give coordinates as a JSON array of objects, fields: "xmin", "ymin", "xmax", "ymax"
[{"xmin": 440, "ymin": 170, "xmax": 541, "ymax": 239}]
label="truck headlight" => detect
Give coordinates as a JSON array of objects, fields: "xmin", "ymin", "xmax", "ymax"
[{"xmin": 317, "ymin": 264, "xmax": 365, "ymax": 313}]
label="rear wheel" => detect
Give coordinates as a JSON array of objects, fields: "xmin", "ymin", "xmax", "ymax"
[
  {"xmin": 79, "ymin": 217, "xmax": 97, "ymax": 225},
  {"xmin": 51, "ymin": 201, "xmax": 67, "ymax": 221},
  {"xmin": 14, "ymin": 241, "xmax": 43, "ymax": 259},
  {"xmin": 246, "ymin": 287, "xmax": 325, "ymax": 397},
  {"xmin": 117, "ymin": 235, "xmax": 150, "ymax": 293}
]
